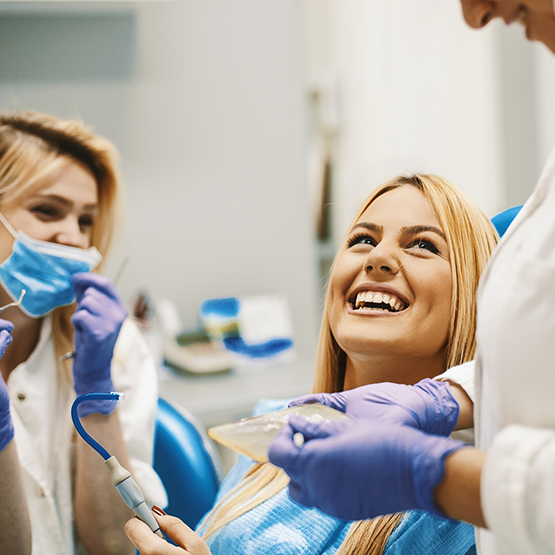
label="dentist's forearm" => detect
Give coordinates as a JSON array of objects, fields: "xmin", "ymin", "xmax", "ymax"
[{"xmin": 434, "ymin": 446, "xmax": 487, "ymax": 527}]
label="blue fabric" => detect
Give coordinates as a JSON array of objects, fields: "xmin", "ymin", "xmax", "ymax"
[
  {"xmin": 197, "ymin": 399, "xmax": 475, "ymax": 555},
  {"xmin": 383, "ymin": 511, "xmax": 475, "ymax": 555}
]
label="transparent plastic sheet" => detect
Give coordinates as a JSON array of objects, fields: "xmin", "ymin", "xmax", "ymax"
[{"xmin": 207, "ymin": 403, "xmax": 350, "ymax": 462}]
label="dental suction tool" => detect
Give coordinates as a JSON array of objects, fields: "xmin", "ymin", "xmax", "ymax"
[{"xmin": 71, "ymin": 392, "xmax": 165, "ymax": 539}]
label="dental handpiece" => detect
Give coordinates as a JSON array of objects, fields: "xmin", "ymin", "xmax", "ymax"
[
  {"xmin": 71, "ymin": 392, "xmax": 165, "ymax": 539},
  {"xmin": 105, "ymin": 455, "xmax": 164, "ymax": 538}
]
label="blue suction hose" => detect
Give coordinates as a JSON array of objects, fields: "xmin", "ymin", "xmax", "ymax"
[{"xmin": 71, "ymin": 393, "xmax": 164, "ymax": 539}]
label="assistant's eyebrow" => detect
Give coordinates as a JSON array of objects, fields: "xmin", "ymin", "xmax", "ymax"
[
  {"xmin": 350, "ymin": 222, "xmax": 383, "ymax": 234},
  {"xmin": 33, "ymin": 194, "xmax": 99, "ymax": 213},
  {"xmin": 400, "ymin": 225, "xmax": 446, "ymax": 241}
]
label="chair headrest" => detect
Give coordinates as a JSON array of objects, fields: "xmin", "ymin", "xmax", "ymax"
[{"xmin": 491, "ymin": 205, "xmax": 522, "ymax": 238}]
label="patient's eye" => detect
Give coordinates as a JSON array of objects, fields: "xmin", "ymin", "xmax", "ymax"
[
  {"xmin": 347, "ymin": 233, "xmax": 377, "ymax": 248},
  {"xmin": 406, "ymin": 238, "xmax": 440, "ymax": 255}
]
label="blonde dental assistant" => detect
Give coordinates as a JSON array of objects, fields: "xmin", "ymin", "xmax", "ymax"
[
  {"xmin": 0, "ymin": 111, "xmax": 165, "ymax": 555},
  {"xmin": 268, "ymin": 1, "xmax": 555, "ymax": 555}
]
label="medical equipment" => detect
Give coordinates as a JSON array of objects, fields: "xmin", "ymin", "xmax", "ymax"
[
  {"xmin": 200, "ymin": 295, "xmax": 294, "ymax": 360},
  {"xmin": 71, "ymin": 392, "xmax": 165, "ymax": 539},
  {"xmin": 207, "ymin": 403, "xmax": 349, "ymax": 462},
  {"xmin": 164, "ymin": 330, "xmax": 234, "ymax": 375}
]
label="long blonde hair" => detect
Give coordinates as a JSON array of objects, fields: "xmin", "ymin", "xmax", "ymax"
[
  {"xmin": 202, "ymin": 174, "xmax": 498, "ymax": 555},
  {"xmin": 0, "ymin": 110, "xmax": 123, "ymax": 380}
]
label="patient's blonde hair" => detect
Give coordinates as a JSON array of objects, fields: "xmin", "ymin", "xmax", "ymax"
[
  {"xmin": 201, "ymin": 174, "xmax": 498, "ymax": 555},
  {"xmin": 0, "ymin": 110, "xmax": 123, "ymax": 380}
]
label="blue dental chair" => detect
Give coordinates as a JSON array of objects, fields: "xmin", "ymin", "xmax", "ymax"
[{"xmin": 153, "ymin": 398, "xmax": 222, "ymax": 529}]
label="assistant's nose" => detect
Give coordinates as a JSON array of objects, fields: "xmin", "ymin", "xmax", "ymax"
[
  {"xmin": 460, "ymin": 0, "xmax": 496, "ymax": 29},
  {"xmin": 362, "ymin": 242, "xmax": 400, "ymax": 276},
  {"xmin": 52, "ymin": 217, "xmax": 89, "ymax": 250}
]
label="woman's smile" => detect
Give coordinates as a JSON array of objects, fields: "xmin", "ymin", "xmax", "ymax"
[
  {"xmin": 328, "ymin": 185, "xmax": 452, "ymax": 376},
  {"xmin": 348, "ymin": 283, "xmax": 409, "ymax": 315}
]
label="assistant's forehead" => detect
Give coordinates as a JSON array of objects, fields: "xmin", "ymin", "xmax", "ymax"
[{"xmin": 10, "ymin": 161, "xmax": 99, "ymax": 208}]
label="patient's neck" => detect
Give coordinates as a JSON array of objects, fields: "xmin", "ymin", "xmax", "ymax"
[{"xmin": 343, "ymin": 352, "xmax": 446, "ymax": 390}]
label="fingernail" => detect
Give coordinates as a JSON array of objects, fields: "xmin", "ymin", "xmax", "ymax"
[{"xmin": 152, "ymin": 505, "xmax": 167, "ymax": 516}]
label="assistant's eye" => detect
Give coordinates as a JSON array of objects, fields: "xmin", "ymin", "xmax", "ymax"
[
  {"xmin": 347, "ymin": 232, "xmax": 377, "ymax": 249},
  {"xmin": 78, "ymin": 215, "xmax": 95, "ymax": 230},
  {"xmin": 406, "ymin": 238, "xmax": 440, "ymax": 255},
  {"xmin": 30, "ymin": 205, "xmax": 60, "ymax": 220}
]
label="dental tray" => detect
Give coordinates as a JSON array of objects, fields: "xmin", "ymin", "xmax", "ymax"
[{"xmin": 207, "ymin": 403, "xmax": 350, "ymax": 462}]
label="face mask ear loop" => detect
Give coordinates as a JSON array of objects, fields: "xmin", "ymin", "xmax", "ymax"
[{"xmin": 0, "ymin": 212, "xmax": 18, "ymax": 240}]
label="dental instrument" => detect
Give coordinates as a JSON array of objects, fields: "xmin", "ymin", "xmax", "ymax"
[{"xmin": 71, "ymin": 392, "xmax": 165, "ymax": 539}]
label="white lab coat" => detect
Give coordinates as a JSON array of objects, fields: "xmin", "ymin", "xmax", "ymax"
[
  {"xmin": 443, "ymin": 144, "xmax": 555, "ymax": 555},
  {"xmin": 8, "ymin": 316, "xmax": 167, "ymax": 555}
]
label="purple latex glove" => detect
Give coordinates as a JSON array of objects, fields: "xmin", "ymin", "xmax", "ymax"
[
  {"xmin": 269, "ymin": 415, "xmax": 466, "ymax": 521},
  {"xmin": 71, "ymin": 273, "xmax": 127, "ymax": 416},
  {"xmin": 291, "ymin": 378, "xmax": 459, "ymax": 436},
  {"xmin": 0, "ymin": 320, "xmax": 14, "ymax": 451}
]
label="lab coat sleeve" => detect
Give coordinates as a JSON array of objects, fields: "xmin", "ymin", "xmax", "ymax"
[
  {"xmin": 111, "ymin": 317, "xmax": 168, "ymax": 509},
  {"xmin": 482, "ymin": 424, "xmax": 555, "ymax": 555},
  {"xmin": 434, "ymin": 361, "xmax": 475, "ymax": 444},
  {"xmin": 435, "ymin": 360, "xmax": 475, "ymax": 403}
]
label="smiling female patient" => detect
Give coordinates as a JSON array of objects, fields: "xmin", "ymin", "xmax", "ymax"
[{"xmin": 126, "ymin": 174, "xmax": 498, "ymax": 555}]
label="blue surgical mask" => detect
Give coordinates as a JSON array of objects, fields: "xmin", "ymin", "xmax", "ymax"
[{"xmin": 0, "ymin": 212, "xmax": 102, "ymax": 318}]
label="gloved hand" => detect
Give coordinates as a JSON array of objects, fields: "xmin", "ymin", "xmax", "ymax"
[
  {"xmin": 71, "ymin": 273, "xmax": 127, "ymax": 416},
  {"xmin": 290, "ymin": 378, "xmax": 459, "ymax": 436},
  {"xmin": 0, "ymin": 320, "xmax": 14, "ymax": 451},
  {"xmin": 269, "ymin": 415, "xmax": 466, "ymax": 521}
]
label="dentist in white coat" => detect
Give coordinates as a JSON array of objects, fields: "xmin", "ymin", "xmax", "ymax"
[{"xmin": 268, "ymin": 2, "xmax": 555, "ymax": 555}]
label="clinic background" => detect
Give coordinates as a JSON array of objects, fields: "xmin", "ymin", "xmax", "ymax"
[{"xmin": 0, "ymin": 0, "xmax": 554, "ymax": 435}]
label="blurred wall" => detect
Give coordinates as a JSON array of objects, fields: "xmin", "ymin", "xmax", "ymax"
[
  {"xmin": 0, "ymin": 0, "xmax": 320, "ymax": 359},
  {"xmin": 304, "ymin": 0, "xmax": 544, "ymax": 251}
]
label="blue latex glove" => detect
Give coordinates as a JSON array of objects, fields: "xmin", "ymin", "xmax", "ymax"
[
  {"xmin": 269, "ymin": 415, "xmax": 466, "ymax": 521},
  {"xmin": 290, "ymin": 378, "xmax": 459, "ymax": 436},
  {"xmin": 71, "ymin": 273, "xmax": 127, "ymax": 416},
  {"xmin": 0, "ymin": 320, "xmax": 14, "ymax": 451}
]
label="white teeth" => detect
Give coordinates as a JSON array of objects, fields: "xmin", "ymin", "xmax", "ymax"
[
  {"xmin": 352, "ymin": 290, "xmax": 406, "ymax": 312},
  {"xmin": 355, "ymin": 292, "xmax": 366, "ymax": 308}
]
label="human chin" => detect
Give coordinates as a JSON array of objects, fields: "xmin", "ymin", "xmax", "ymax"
[{"xmin": 332, "ymin": 315, "xmax": 405, "ymax": 352}]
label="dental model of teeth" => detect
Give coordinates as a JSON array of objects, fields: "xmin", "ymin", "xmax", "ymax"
[{"xmin": 354, "ymin": 291, "xmax": 406, "ymax": 312}]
